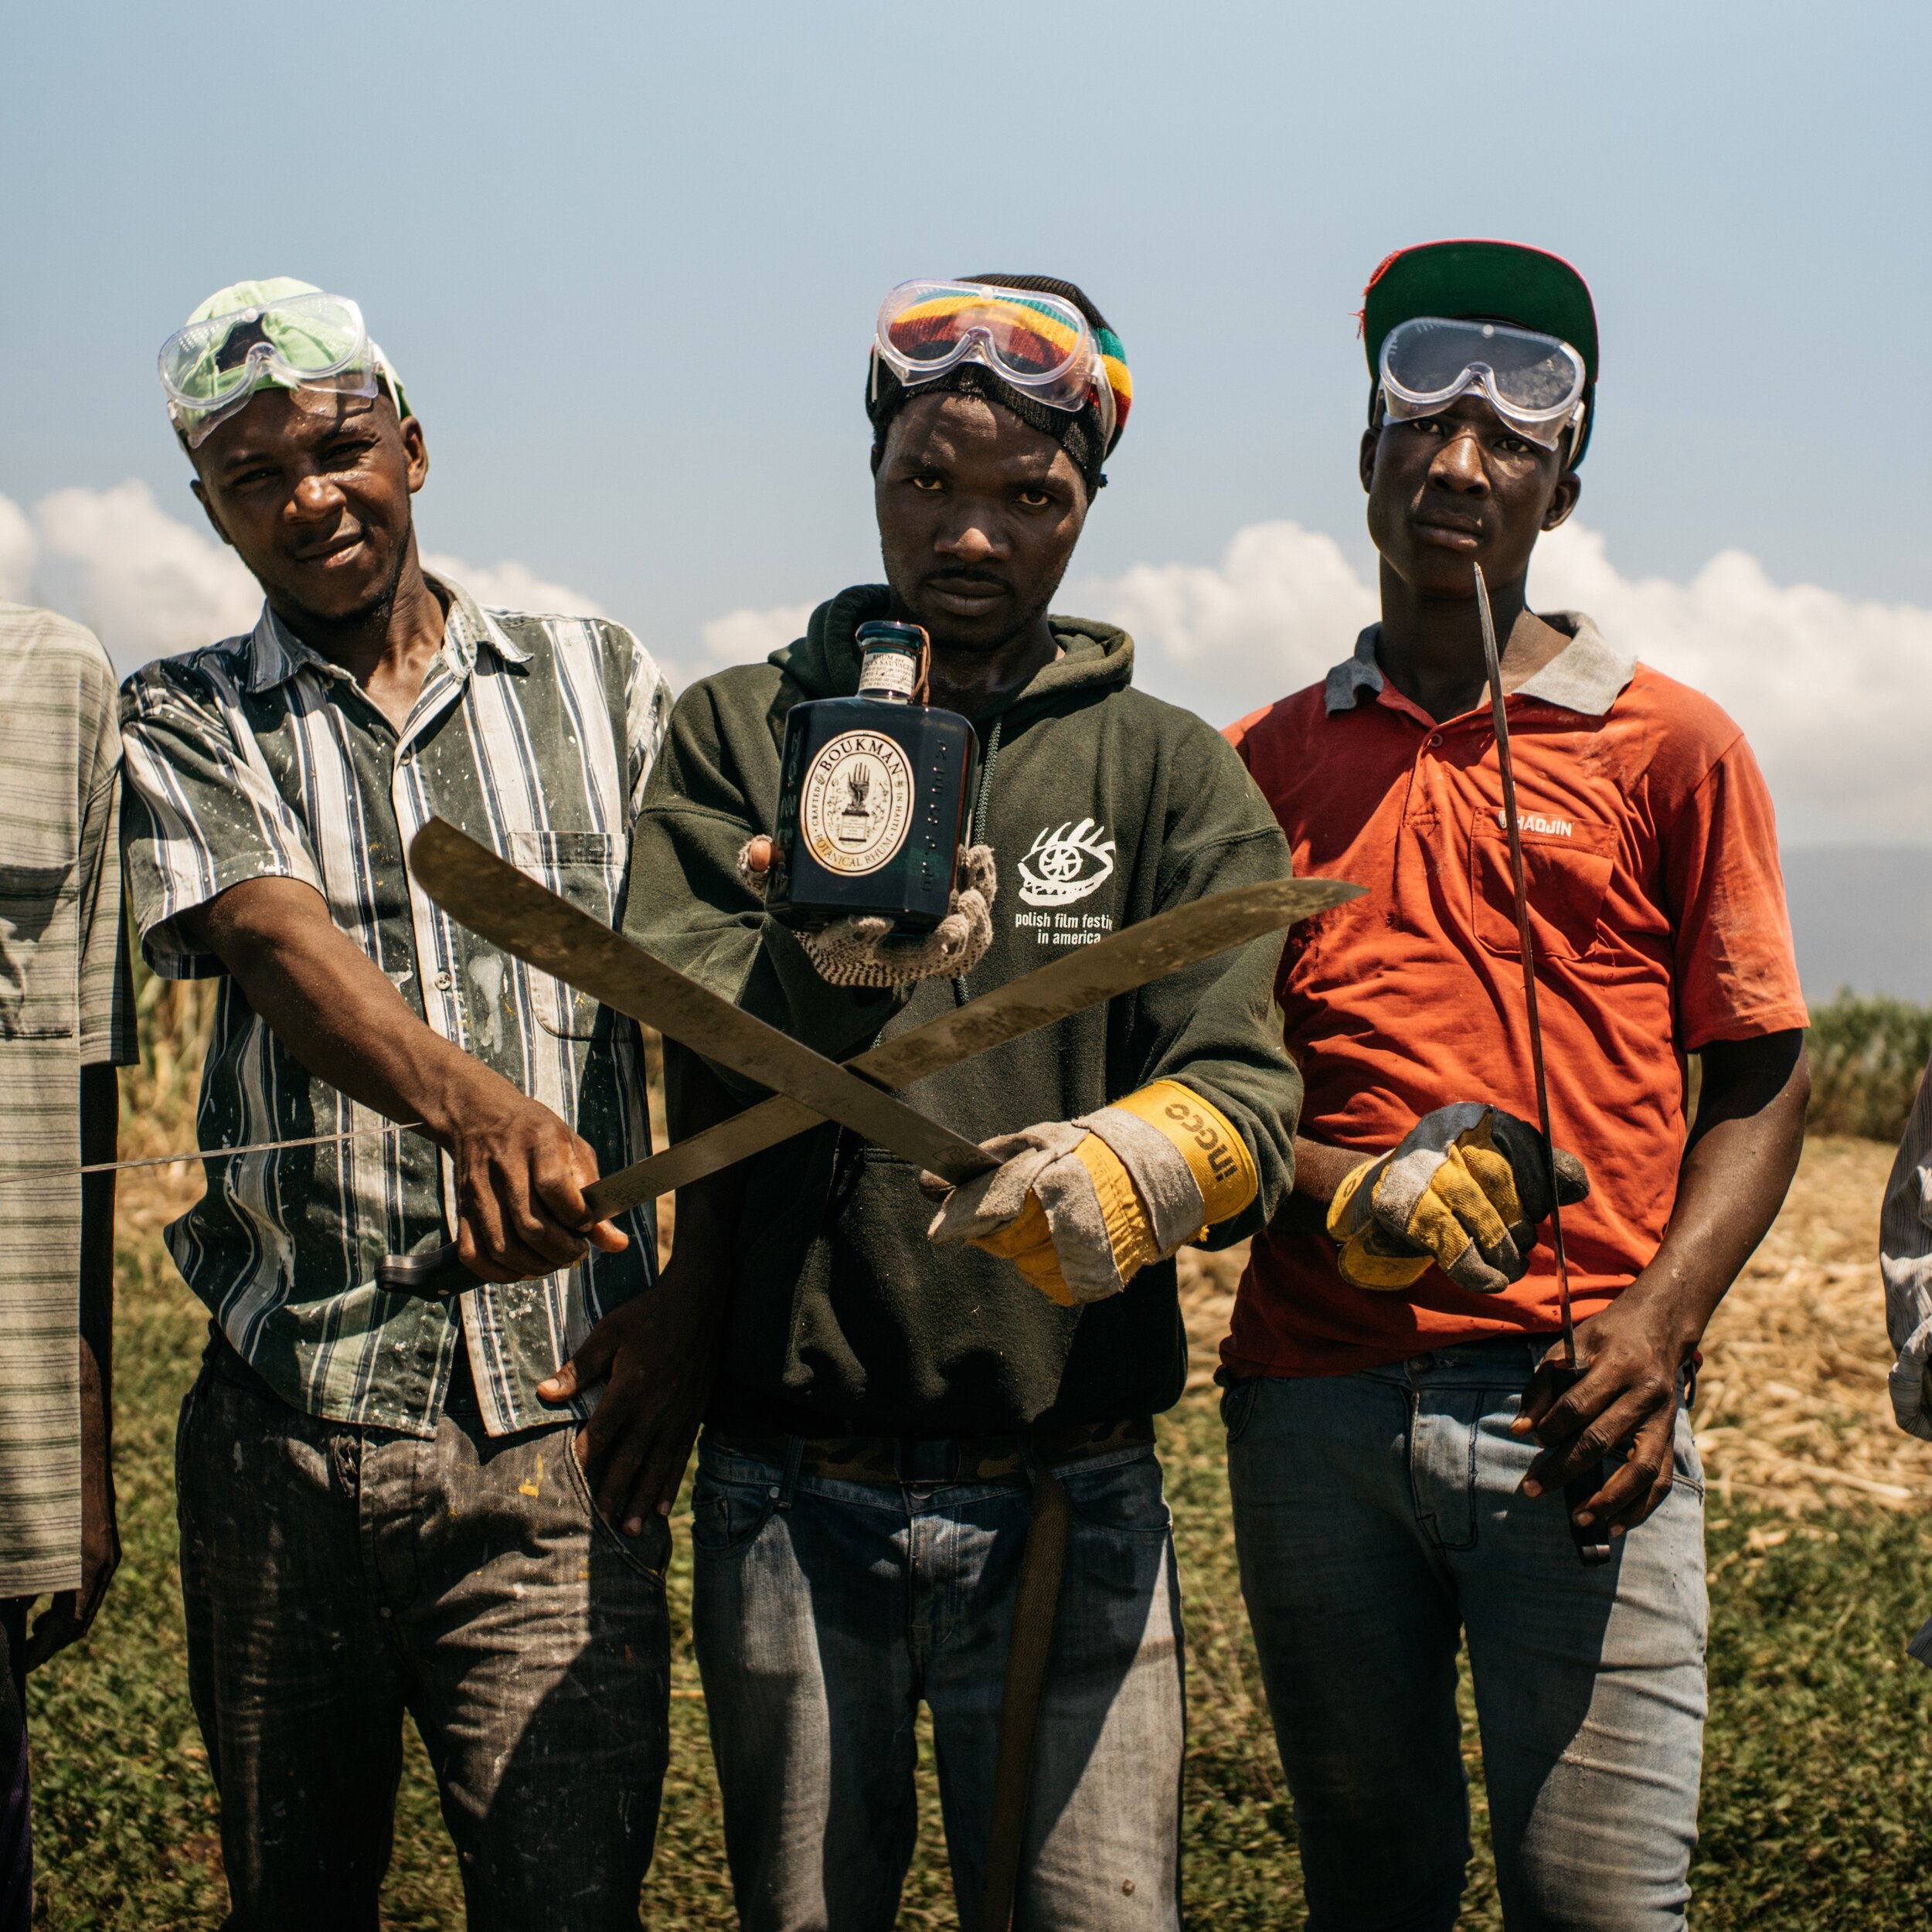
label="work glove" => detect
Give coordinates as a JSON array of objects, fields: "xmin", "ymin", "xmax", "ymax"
[
  {"xmin": 738, "ymin": 837, "xmax": 996, "ymax": 988},
  {"xmin": 925, "ymin": 1080, "xmax": 1258, "ymax": 1306},
  {"xmin": 1327, "ymin": 1102, "xmax": 1590, "ymax": 1296}
]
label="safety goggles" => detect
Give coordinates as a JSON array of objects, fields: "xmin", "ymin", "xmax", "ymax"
[
  {"xmin": 1378, "ymin": 315, "xmax": 1587, "ymax": 454},
  {"xmin": 158, "ymin": 291, "xmax": 380, "ymax": 447},
  {"xmin": 873, "ymin": 280, "xmax": 1117, "ymax": 449}
]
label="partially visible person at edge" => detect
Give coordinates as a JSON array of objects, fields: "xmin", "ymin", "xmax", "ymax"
[
  {"xmin": 536, "ymin": 275, "xmax": 1302, "ymax": 1929},
  {"xmin": 0, "ymin": 605, "xmax": 136, "ymax": 1931},
  {"xmin": 1219, "ymin": 240, "xmax": 1810, "ymax": 1931},
  {"xmin": 1879, "ymin": 1056, "xmax": 1932, "ymax": 1454},
  {"xmin": 117, "ymin": 279, "xmax": 673, "ymax": 1932}
]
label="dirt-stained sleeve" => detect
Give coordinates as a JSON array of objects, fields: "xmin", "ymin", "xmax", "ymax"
[{"xmin": 1658, "ymin": 733, "xmax": 1810, "ymax": 1052}]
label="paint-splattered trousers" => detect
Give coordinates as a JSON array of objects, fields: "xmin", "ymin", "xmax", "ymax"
[{"xmin": 176, "ymin": 1335, "xmax": 670, "ymax": 1932}]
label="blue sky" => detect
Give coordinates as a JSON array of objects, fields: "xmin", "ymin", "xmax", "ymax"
[
  {"xmin": 7, "ymin": 0, "xmax": 1926, "ymax": 625},
  {"xmin": 5, "ymin": 0, "xmax": 1930, "ymax": 874}
]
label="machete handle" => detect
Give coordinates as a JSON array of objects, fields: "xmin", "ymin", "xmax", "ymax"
[
  {"xmin": 376, "ymin": 1175, "xmax": 630, "ymax": 1300},
  {"xmin": 376, "ymin": 1241, "xmax": 482, "ymax": 1300},
  {"xmin": 1541, "ymin": 1361, "xmax": 1614, "ymax": 1566}
]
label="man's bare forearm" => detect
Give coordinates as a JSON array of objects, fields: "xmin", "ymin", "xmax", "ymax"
[
  {"xmin": 1291, "ymin": 1134, "xmax": 1367, "ymax": 1206},
  {"xmin": 1617, "ymin": 1030, "xmax": 1809, "ymax": 1355},
  {"xmin": 183, "ymin": 876, "xmax": 504, "ymax": 1143},
  {"xmin": 183, "ymin": 876, "xmax": 615, "ymax": 1277}
]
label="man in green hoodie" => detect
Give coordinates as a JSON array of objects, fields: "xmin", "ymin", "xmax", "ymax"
[{"xmin": 539, "ymin": 277, "xmax": 1301, "ymax": 1927}]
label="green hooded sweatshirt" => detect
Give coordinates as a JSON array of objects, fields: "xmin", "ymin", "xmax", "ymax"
[{"xmin": 625, "ymin": 584, "xmax": 1302, "ymax": 1437}]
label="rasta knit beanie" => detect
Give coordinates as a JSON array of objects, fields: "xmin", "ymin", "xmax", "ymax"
[{"xmin": 866, "ymin": 273, "xmax": 1131, "ymax": 495}]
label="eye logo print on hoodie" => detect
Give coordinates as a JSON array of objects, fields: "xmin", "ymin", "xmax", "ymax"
[{"xmin": 1018, "ymin": 819, "xmax": 1117, "ymax": 907}]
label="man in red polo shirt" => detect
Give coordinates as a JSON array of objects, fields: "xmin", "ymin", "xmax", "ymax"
[{"xmin": 1221, "ymin": 241, "xmax": 1810, "ymax": 1931}]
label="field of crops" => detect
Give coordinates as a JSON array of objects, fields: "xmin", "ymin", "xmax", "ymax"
[{"xmin": 18, "ymin": 987, "xmax": 1932, "ymax": 1927}]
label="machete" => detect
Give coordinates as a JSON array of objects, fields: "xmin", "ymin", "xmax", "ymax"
[
  {"xmin": 379, "ymin": 818, "xmax": 998, "ymax": 1295},
  {"xmin": 569, "ymin": 869, "xmax": 1360, "ymax": 1215},
  {"xmin": 380, "ymin": 818, "xmax": 1359, "ymax": 1296},
  {"xmin": 406, "ymin": 817, "xmax": 996, "ymax": 1175},
  {"xmin": 1474, "ymin": 563, "xmax": 1611, "ymax": 1566}
]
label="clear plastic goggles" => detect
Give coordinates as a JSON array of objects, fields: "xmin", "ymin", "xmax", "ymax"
[
  {"xmin": 1379, "ymin": 316, "xmax": 1587, "ymax": 454},
  {"xmin": 159, "ymin": 291, "xmax": 379, "ymax": 448},
  {"xmin": 873, "ymin": 280, "xmax": 1116, "ymax": 448}
]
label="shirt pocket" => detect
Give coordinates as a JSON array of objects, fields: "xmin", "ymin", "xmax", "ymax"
[
  {"xmin": 1468, "ymin": 810, "xmax": 1616, "ymax": 962},
  {"xmin": 0, "ymin": 859, "xmax": 77, "ymax": 1040},
  {"xmin": 508, "ymin": 828, "xmax": 624, "ymax": 1042}
]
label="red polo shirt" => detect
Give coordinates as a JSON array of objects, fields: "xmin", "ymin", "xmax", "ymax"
[{"xmin": 1223, "ymin": 615, "xmax": 1808, "ymax": 1379}]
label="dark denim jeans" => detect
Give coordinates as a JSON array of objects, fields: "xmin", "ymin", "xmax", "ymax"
[
  {"xmin": 690, "ymin": 1434, "xmax": 1185, "ymax": 1932},
  {"xmin": 176, "ymin": 1342, "xmax": 671, "ymax": 1932},
  {"xmin": 1225, "ymin": 1340, "xmax": 1708, "ymax": 1932}
]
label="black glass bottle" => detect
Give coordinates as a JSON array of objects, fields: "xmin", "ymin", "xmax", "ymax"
[{"xmin": 766, "ymin": 621, "xmax": 978, "ymax": 933}]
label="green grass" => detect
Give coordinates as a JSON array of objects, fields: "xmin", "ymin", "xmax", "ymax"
[
  {"xmin": 1804, "ymin": 992, "xmax": 1932, "ymax": 1141},
  {"xmin": 25, "ymin": 1242, "xmax": 1932, "ymax": 1929}
]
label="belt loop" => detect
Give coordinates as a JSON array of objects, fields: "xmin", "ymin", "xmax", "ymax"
[{"xmin": 777, "ymin": 1434, "xmax": 805, "ymax": 1510}]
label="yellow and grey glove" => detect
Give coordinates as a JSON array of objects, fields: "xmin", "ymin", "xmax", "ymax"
[
  {"xmin": 1327, "ymin": 1102, "xmax": 1590, "ymax": 1295},
  {"xmin": 924, "ymin": 1081, "xmax": 1258, "ymax": 1306}
]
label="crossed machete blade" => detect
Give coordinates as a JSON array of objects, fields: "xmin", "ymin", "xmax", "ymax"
[{"xmin": 377, "ymin": 817, "xmax": 1361, "ymax": 1297}]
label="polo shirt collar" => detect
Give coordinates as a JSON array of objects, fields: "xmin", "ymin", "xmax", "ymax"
[
  {"xmin": 1324, "ymin": 611, "xmax": 1636, "ymax": 719},
  {"xmin": 1325, "ymin": 627, "xmax": 1386, "ymax": 713},
  {"xmin": 239, "ymin": 568, "xmax": 532, "ymax": 695}
]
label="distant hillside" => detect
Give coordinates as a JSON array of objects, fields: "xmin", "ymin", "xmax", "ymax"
[{"xmin": 1783, "ymin": 846, "xmax": 1932, "ymax": 1003}]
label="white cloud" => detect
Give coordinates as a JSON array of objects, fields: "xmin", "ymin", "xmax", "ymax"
[
  {"xmin": 1070, "ymin": 521, "xmax": 1375, "ymax": 730},
  {"xmin": 0, "ymin": 483, "xmax": 607, "ymax": 676},
  {"xmin": 1073, "ymin": 519, "xmax": 1932, "ymax": 845},
  {"xmin": 1528, "ymin": 526, "xmax": 1932, "ymax": 842},
  {"xmin": 420, "ymin": 553, "xmax": 605, "ymax": 618},
  {"xmin": 0, "ymin": 495, "xmax": 34, "ymax": 604},
  {"xmin": 31, "ymin": 481, "xmax": 259, "ymax": 670},
  {"xmin": 8, "ymin": 475, "xmax": 1927, "ymax": 846},
  {"xmin": 699, "ymin": 602, "xmax": 811, "ymax": 672}
]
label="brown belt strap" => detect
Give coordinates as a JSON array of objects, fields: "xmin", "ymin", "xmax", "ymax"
[{"xmin": 978, "ymin": 1458, "xmax": 1072, "ymax": 1932}]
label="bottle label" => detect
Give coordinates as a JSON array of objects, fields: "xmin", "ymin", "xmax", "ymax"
[
  {"xmin": 857, "ymin": 647, "xmax": 919, "ymax": 701},
  {"xmin": 800, "ymin": 730, "xmax": 915, "ymax": 876}
]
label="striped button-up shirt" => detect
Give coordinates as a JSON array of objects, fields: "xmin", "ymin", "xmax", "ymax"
[
  {"xmin": 0, "ymin": 607, "xmax": 138, "ymax": 1594},
  {"xmin": 119, "ymin": 574, "xmax": 671, "ymax": 1438}
]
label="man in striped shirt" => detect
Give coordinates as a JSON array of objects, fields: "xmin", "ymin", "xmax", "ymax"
[
  {"xmin": 0, "ymin": 604, "xmax": 137, "ymax": 1932},
  {"xmin": 120, "ymin": 280, "xmax": 674, "ymax": 1930}
]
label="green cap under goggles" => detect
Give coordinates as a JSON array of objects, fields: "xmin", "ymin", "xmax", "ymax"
[
  {"xmin": 158, "ymin": 277, "xmax": 410, "ymax": 450},
  {"xmin": 1361, "ymin": 240, "xmax": 1598, "ymax": 463}
]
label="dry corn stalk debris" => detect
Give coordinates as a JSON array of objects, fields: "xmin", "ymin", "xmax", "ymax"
[{"xmin": 1176, "ymin": 1134, "xmax": 1932, "ymax": 1518}]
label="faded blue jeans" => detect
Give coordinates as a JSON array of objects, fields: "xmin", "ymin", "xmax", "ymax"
[
  {"xmin": 1225, "ymin": 1339, "xmax": 1707, "ymax": 1932},
  {"xmin": 689, "ymin": 1434, "xmax": 1185, "ymax": 1932}
]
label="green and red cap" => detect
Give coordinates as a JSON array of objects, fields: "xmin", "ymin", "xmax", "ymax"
[{"xmin": 1361, "ymin": 239, "xmax": 1599, "ymax": 460}]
